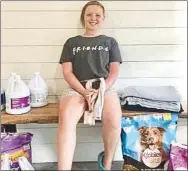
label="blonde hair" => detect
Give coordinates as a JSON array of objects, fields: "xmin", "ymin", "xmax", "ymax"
[{"xmin": 80, "ymin": 1, "xmax": 105, "ymax": 27}]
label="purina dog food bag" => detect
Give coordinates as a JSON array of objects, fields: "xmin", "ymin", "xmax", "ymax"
[
  {"xmin": 121, "ymin": 113, "xmax": 178, "ymax": 171},
  {"xmin": 1, "ymin": 132, "xmax": 33, "ymax": 169}
]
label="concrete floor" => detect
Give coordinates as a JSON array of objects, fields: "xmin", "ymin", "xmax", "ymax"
[{"xmin": 33, "ymin": 161, "xmax": 124, "ymax": 170}]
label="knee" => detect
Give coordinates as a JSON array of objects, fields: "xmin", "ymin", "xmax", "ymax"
[
  {"xmin": 59, "ymin": 97, "xmax": 71, "ymax": 116},
  {"xmin": 102, "ymin": 112, "xmax": 121, "ymax": 131},
  {"xmin": 58, "ymin": 96, "xmax": 86, "ymax": 122},
  {"xmin": 59, "ymin": 96, "xmax": 85, "ymax": 111}
]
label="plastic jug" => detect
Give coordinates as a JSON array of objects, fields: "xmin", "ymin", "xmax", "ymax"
[
  {"xmin": 6, "ymin": 72, "xmax": 16, "ymax": 95},
  {"xmin": 28, "ymin": 72, "xmax": 48, "ymax": 107},
  {"xmin": 5, "ymin": 75, "xmax": 31, "ymax": 114}
]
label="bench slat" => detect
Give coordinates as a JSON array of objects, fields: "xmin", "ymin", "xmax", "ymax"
[{"xmin": 1, "ymin": 103, "xmax": 187, "ymax": 124}]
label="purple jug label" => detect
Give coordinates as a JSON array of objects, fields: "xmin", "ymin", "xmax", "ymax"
[{"xmin": 11, "ymin": 96, "xmax": 30, "ymax": 109}]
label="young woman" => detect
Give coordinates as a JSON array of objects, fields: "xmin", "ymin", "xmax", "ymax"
[{"xmin": 58, "ymin": 1, "xmax": 122, "ymax": 170}]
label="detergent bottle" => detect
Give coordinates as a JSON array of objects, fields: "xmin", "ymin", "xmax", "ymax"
[
  {"xmin": 28, "ymin": 72, "xmax": 48, "ymax": 107},
  {"xmin": 5, "ymin": 75, "xmax": 31, "ymax": 114}
]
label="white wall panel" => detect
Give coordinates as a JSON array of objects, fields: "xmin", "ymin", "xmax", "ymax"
[
  {"xmin": 1, "ymin": 61, "xmax": 185, "ymax": 79},
  {"xmin": 2, "ymin": 28, "xmax": 186, "ymax": 46},
  {"xmin": 2, "ymin": 1, "xmax": 186, "ymax": 11},
  {"xmin": 2, "ymin": 11, "xmax": 186, "ymax": 28},
  {"xmin": 31, "ymin": 140, "xmax": 123, "ymax": 163},
  {"xmin": 17, "ymin": 127, "xmax": 103, "ymax": 145},
  {"xmin": 1, "ymin": 45, "xmax": 186, "ymax": 63},
  {"xmin": 2, "ymin": 77, "xmax": 186, "ymax": 100}
]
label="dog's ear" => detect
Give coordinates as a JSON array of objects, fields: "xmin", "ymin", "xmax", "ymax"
[
  {"xmin": 138, "ymin": 126, "xmax": 147, "ymax": 134},
  {"xmin": 157, "ymin": 127, "xmax": 165, "ymax": 134}
]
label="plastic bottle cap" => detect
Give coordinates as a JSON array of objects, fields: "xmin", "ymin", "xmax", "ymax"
[{"xmin": 35, "ymin": 72, "xmax": 40, "ymax": 75}]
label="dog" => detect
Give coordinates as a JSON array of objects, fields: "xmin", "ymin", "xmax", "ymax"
[{"xmin": 138, "ymin": 126, "xmax": 166, "ymax": 162}]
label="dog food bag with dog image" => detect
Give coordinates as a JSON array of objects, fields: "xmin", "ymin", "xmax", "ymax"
[{"xmin": 121, "ymin": 113, "xmax": 178, "ymax": 171}]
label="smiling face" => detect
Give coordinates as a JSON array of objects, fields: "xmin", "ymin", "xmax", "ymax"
[{"xmin": 83, "ymin": 5, "xmax": 104, "ymax": 32}]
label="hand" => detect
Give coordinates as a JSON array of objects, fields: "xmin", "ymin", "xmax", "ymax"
[{"xmin": 82, "ymin": 89, "xmax": 98, "ymax": 112}]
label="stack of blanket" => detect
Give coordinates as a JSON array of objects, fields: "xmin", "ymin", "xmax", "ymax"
[{"xmin": 119, "ymin": 86, "xmax": 184, "ymax": 113}]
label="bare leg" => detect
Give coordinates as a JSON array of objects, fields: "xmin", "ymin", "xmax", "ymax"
[
  {"xmin": 102, "ymin": 94, "xmax": 122, "ymax": 170},
  {"xmin": 57, "ymin": 95, "xmax": 86, "ymax": 170}
]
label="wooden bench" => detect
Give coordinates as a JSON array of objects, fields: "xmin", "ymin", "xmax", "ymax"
[{"xmin": 1, "ymin": 102, "xmax": 187, "ymax": 132}]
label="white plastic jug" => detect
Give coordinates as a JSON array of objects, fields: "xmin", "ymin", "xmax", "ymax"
[
  {"xmin": 28, "ymin": 72, "xmax": 48, "ymax": 107},
  {"xmin": 1, "ymin": 88, "xmax": 6, "ymax": 111},
  {"xmin": 5, "ymin": 75, "xmax": 31, "ymax": 114},
  {"xmin": 5, "ymin": 72, "xmax": 16, "ymax": 111},
  {"xmin": 6, "ymin": 72, "xmax": 16, "ymax": 95}
]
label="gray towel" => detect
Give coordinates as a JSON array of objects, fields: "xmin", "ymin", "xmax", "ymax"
[{"xmin": 119, "ymin": 86, "xmax": 181, "ymax": 102}]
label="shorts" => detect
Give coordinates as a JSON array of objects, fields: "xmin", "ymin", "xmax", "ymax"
[{"xmin": 61, "ymin": 85, "xmax": 118, "ymax": 99}]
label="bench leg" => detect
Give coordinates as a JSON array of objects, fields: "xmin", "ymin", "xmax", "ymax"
[{"xmin": 1, "ymin": 124, "xmax": 17, "ymax": 133}]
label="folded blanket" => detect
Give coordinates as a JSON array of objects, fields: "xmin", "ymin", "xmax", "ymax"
[
  {"xmin": 119, "ymin": 86, "xmax": 181, "ymax": 102},
  {"xmin": 121, "ymin": 96, "xmax": 182, "ymax": 112},
  {"xmin": 122, "ymin": 102, "xmax": 184, "ymax": 113}
]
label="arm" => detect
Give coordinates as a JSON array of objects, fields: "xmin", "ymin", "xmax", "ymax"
[
  {"xmin": 105, "ymin": 62, "xmax": 120, "ymax": 90},
  {"xmin": 106, "ymin": 38, "xmax": 122, "ymax": 90},
  {"xmin": 62, "ymin": 62, "xmax": 86, "ymax": 95},
  {"xmin": 62, "ymin": 62, "xmax": 97, "ymax": 99},
  {"xmin": 60, "ymin": 39, "xmax": 97, "ymax": 101}
]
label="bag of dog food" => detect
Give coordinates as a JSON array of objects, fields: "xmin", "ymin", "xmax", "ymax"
[
  {"xmin": 1, "ymin": 132, "xmax": 33, "ymax": 169},
  {"xmin": 168, "ymin": 142, "xmax": 188, "ymax": 170},
  {"xmin": 121, "ymin": 113, "xmax": 178, "ymax": 171}
]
